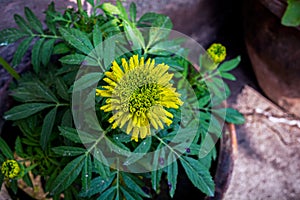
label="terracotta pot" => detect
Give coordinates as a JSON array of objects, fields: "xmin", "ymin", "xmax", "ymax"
[{"xmin": 243, "ymin": 0, "xmax": 300, "ymax": 117}]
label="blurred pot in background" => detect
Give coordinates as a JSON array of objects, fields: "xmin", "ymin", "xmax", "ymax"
[{"xmin": 244, "ymin": 0, "xmax": 300, "ymax": 117}]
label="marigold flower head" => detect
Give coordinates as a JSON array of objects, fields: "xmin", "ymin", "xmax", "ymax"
[
  {"xmin": 96, "ymin": 55, "xmax": 183, "ymax": 142},
  {"xmin": 1, "ymin": 160, "xmax": 20, "ymax": 179},
  {"xmin": 207, "ymin": 43, "xmax": 226, "ymax": 64}
]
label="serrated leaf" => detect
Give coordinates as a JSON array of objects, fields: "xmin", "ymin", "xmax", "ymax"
[
  {"xmin": 0, "ymin": 137, "xmax": 14, "ymax": 159},
  {"xmin": 41, "ymin": 39, "xmax": 56, "ymax": 66},
  {"xmin": 11, "ymin": 78, "xmax": 59, "ymax": 103},
  {"xmin": 82, "ymin": 154, "xmax": 92, "ymax": 192},
  {"xmin": 45, "ymin": 2, "xmax": 57, "ymax": 35},
  {"xmin": 51, "ymin": 146, "xmax": 86, "ymax": 156},
  {"xmin": 79, "ymin": 175, "xmax": 115, "ymax": 198},
  {"xmin": 55, "ymin": 77, "xmax": 69, "ymax": 101},
  {"xmin": 94, "ymin": 148, "xmax": 111, "ymax": 178},
  {"xmin": 282, "ymin": 0, "xmax": 300, "ymax": 27},
  {"xmin": 58, "ymin": 126, "xmax": 96, "ymax": 144},
  {"xmin": 40, "ymin": 107, "xmax": 57, "ymax": 149},
  {"xmin": 59, "ymin": 27, "xmax": 93, "ymax": 55},
  {"xmin": 93, "ymin": 24, "xmax": 103, "ymax": 58},
  {"xmin": 0, "ymin": 28, "xmax": 27, "ymax": 46},
  {"xmin": 218, "ymin": 56, "xmax": 241, "ymax": 72},
  {"xmin": 61, "ymin": 109, "xmax": 72, "ymax": 127},
  {"xmin": 25, "ymin": 7, "xmax": 43, "ymax": 34},
  {"xmin": 4, "ymin": 103, "xmax": 54, "ymax": 120},
  {"xmin": 180, "ymin": 156, "xmax": 215, "ymax": 196},
  {"xmin": 14, "ymin": 14, "xmax": 33, "ymax": 34},
  {"xmin": 53, "ymin": 42, "xmax": 70, "ymax": 54},
  {"xmin": 151, "ymin": 144, "xmax": 164, "ymax": 191},
  {"xmin": 31, "ymin": 38, "xmax": 45, "ymax": 73},
  {"xmin": 73, "ymin": 72, "xmax": 101, "ymax": 92},
  {"xmin": 123, "ymin": 137, "xmax": 152, "ymax": 165},
  {"xmin": 149, "ymin": 16, "xmax": 172, "ymax": 47},
  {"xmin": 49, "ymin": 155, "xmax": 85, "ymax": 194},
  {"xmin": 59, "ymin": 54, "xmax": 85, "ymax": 65},
  {"xmin": 12, "ymin": 37, "xmax": 34, "ymax": 66},
  {"xmin": 215, "ymin": 108, "xmax": 245, "ymax": 125},
  {"xmin": 121, "ymin": 173, "xmax": 150, "ymax": 198},
  {"xmin": 123, "ymin": 22, "xmax": 145, "ymax": 51},
  {"xmin": 96, "ymin": 186, "xmax": 116, "ymax": 200},
  {"xmin": 167, "ymin": 152, "xmax": 178, "ymax": 197},
  {"xmin": 15, "ymin": 137, "xmax": 26, "ymax": 158},
  {"xmin": 103, "ymin": 37, "xmax": 115, "ymax": 69},
  {"xmin": 120, "ymin": 186, "xmax": 137, "ymax": 200},
  {"xmin": 22, "ymin": 172, "xmax": 33, "ymax": 187}
]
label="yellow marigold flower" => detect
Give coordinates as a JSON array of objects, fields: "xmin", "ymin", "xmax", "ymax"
[
  {"xmin": 1, "ymin": 160, "xmax": 20, "ymax": 179},
  {"xmin": 207, "ymin": 43, "xmax": 226, "ymax": 64},
  {"xmin": 96, "ymin": 55, "xmax": 183, "ymax": 142}
]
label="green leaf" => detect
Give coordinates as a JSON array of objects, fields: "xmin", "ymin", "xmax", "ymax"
[
  {"xmin": 40, "ymin": 107, "xmax": 57, "ymax": 149},
  {"xmin": 93, "ymin": 24, "xmax": 103, "ymax": 58},
  {"xmin": 220, "ymin": 72, "xmax": 236, "ymax": 81},
  {"xmin": 61, "ymin": 109, "xmax": 73, "ymax": 127},
  {"xmin": 11, "ymin": 78, "xmax": 59, "ymax": 103},
  {"xmin": 180, "ymin": 156, "xmax": 215, "ymax": 196},
  {"xmin": 215, "ymin": 108, "xmax": 245, "ymax": 125},
  {"xmin": 151, "ymin": 145, "xmax": 164, "ymax": 191},
  {"xmin": 81, "ymin": 154, "xmax": 92, "ymax": 192},
  {"xmin": 116, "ymin": 0, "xmax": 129, "ymax": 20},
  {"xmin": 0, "ymin": 28, "xmax": 27, "ymax": 45},
  {"xmin": 218, "ymin": 56, "xmax": 241, "ymax": 72},
  {"xmin": 73, "ymin": 72, "xmax": 102, "ymax": 92},
  {"xmin": 79, "ymin": 175, "xmax": 115, "ymax": 198},
  {"xmin": 167, "ymin": 152, "xmax": 178, "ymax": 197},
  {"xmin": 96, "ymin": 186, "xmax": 116, "ymax": 200},
  {"xmin": 59, "ymin": 27, "xmax": 93, "ymax": 55},
  {"xmin": 100, "ymin": 3, "xmax": 121, "ymax": 16},
  {"xmin": 51, "ymin": 146, "xmax": 86, "ymax": 156},
  {"xmin": 4, "ymin": 103, "xmax": 54, "ymax": 120},
  {"xmin": 121, "ymin": 173, "xmax": 150, "ymax": 198},
  {"xmin": 55, "ymin": 77, "xmax": 69, "ymax": 101},
  {"xmin": 58, "ymin": 126, "xmax": 82, "ymax": 143},
  {"xmin": 123, "ymin": 137, "xmax": 152, "ymax": 165},
  {"xmin": 45, "ymin": 2, "xmax": 57, "ymax": 35},
  {"xmin": 149, "ymin": 15, "xmax": 172, "ymax": 47},
  {"xmin": 129, "ymin": 2, "xmax": 137, "ymax": 22},
  {"xmin": 49, "ymin": 155, "xmax": 85, "ymax": 194},
  {"xmin": 53, "ymin": 42, "xmax": 70, "ymax": 55},
  {"xmin": 22, "ymin": 171, "xmax": 33, "ymax": 187},
  {"xmin": 58, "ymin": 126, "xmax": 96, "ymax": 144},
  {"xmin": 25, "ymin": 7, "xmax": 43, "ymax": 34},
  {"xmin": 0, "ymin": 137, "xmax": 14, "ymax": 159},
  {"xmin": 94, "ymin": 148, "xmax": 111, "ymax": 178},
  {"xmin": 14, "ymin": 14, "xmax": 33, "ymax": 34},
  {"xmin": 12, "ymin": 37, "xmax": 34, "ymax": 66},
  {"xmin": 59, "ymin": 54, "xmax": 86, "ymax": 65},
  {"xmin": 282, "ymin": 0, "xmax": 300, "ymax": 27},
  {"xmin": 120, "ymin": 186, "xmax": 138, "ymax": 200},
  {"xmin": 41, "ymin": 39, "xmax": 56, "ymax": 66},
  {"xmin": 0, "ymin": 56, "xmax": 20, "ymax": 80},
  {"xmin": 123, "ymin": 21, "xmax": 145, "ymax": 50},
  {"xmin": 31, "ymin": 38, "xmax": 45, "ymax": 73},
  {"xmin": 15, "ymin": 137, "xmax": 26, "ymax": 158}
]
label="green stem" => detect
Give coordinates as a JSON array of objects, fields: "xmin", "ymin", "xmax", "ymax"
[
  {"xmin": 77, "ymin": 0, "xmax": 84, "ymax": 14},
  {"xmin": 0, "ymin": 56, "xmax": 20, "ymax": 80},
  {"xmin": 33, "ymin": 34, "xmax": 62, "ymax": 39}
]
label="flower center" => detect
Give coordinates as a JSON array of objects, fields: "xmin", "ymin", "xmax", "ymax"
[{"xmin": 129, "ymin": 84, "xmax": 160, "ymax": 116}]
